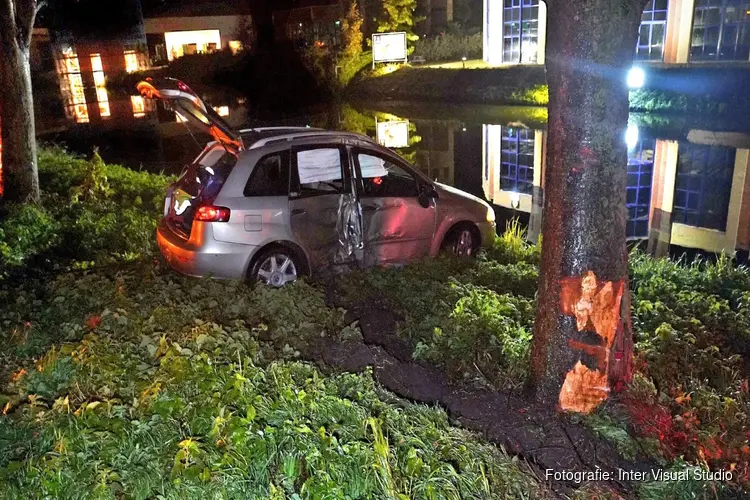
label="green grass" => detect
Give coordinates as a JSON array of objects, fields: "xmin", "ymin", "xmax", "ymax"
[
  {"xmin": 0, "ymin": 264, "xmax": 546, "ymax": 499},
  {"xmin": 3, "ymin": 148, "xmax": 750, "ymax": 498}
]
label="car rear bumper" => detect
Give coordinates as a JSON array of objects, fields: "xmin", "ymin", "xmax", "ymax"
[
  {"xmin": 477, "ymin": 221, "xmax": 496, "ymax": 248},
  {"xmin": 156, "ymin": 219, "xmax": 253, "ymax": 280}
]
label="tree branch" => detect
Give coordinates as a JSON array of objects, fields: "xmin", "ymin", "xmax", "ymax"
[
  {"xmin": 15, "ymin": 0, "xmax": 39, "ymax": 49},
  {"xmin": 0, "ymin": 0, "xmax": 18, "ymax": 45}
]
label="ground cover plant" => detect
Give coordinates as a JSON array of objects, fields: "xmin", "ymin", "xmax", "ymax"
[{"xmin": 2, "ymin": 149, "xmax": 749, "ymax": 498}]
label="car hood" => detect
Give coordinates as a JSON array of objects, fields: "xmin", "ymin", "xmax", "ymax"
[
  {"xmin": 434, "ymin": 182, "xmax": 492, "ymax": 220},
  {"xmin": 435, "ymin": 182, "xmax": 490, "ymax": 207}
]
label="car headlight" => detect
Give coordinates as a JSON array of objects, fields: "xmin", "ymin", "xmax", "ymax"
[{"xmin": 486, "ymin": 206, "xmax": 496, "ymax": 223}]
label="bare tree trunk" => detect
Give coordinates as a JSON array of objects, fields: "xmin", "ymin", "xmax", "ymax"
[
  {"xmin": 0, "ymin": 0, "xmax": 41, "ymax": 203},
  {"xmin": 530, "ymin": 0, "xmax": 646, "ymax": 413}
]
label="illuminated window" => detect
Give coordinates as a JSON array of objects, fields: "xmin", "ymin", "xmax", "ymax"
[
  {"xmin": 124, "ymin": 50, "xmax": 139, "ymax": 73},
  {"xmin": 499, "ymin": 126, "xmax": 534, "ymax": 194},
  {"xmin": 164, "ymin": 30, "xmax": 222, "ymax": 61},
  {"xmin": 691, "ymin": 0, "xmax": 750, "ymax": 61},
  {"xmin": 626, "ymin": 139, "xmax": 655, "ymax": 239},
  {"xmin": 57, "ymin": 48, "xmax": 89, "ymax": 123},
  {"xmin": 503, "ymin": 0, "xmax": 540, "ymax": 64},
  {"xmin": 673, "ymin": 143, "xmax": 735, "ymax": 230},
  {"xmin": 635, "ymin": 0, "xmax": 668, "ymax": 61},
  {"xmin": 131, "ymin": 95, "xmax": 146, "ymax": 118},
  {"xmin": 229, "ymin": 40, "xmax": 243, "ymax": 54},
  {"xmin": 213, "ymin": 106, "xmax": 229, "ymax": 117},
  {"xmin": 90, "ymin": 54, "xmax": 110, "ymax": 118}
]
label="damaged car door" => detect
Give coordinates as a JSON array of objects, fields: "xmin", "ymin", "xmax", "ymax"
[
  {"xmin": 352, "ymin": 148, "xmax": 437, "ymax": 266},
  {"xmin": 289, "ymin": 144, "xmax": 361, "ymax": 270}
]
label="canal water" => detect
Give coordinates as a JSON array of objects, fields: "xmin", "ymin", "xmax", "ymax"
[{"xmin": 22, "ymin": 88, "xmax": 750, "ymax": 260}]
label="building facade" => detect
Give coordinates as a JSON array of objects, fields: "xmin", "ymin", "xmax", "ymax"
[{"xmin": 483, "ymin": 0, "xmax": 750, "ymax": 66}]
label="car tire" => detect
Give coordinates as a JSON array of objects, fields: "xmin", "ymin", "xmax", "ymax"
[
  {"xmin": 248, "ymin": 247, "xmax": 302, "ymax": 287},
  {"xmin": 442, "ymin": 223, "xmax": 479, "ymax": 258}
]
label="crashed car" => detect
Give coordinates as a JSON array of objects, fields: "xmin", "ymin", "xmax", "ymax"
[{"xmin": 138, "ymin": 78, "xmax": 496, "ymax": 287}]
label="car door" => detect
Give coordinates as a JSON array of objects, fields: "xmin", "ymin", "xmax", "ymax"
[
  {"xmin": 289, "ymin": 144, "xmax": 356, "ymax": 270},
  {"xmin": 351, "ymin": 147, "xmax": 437, "ymax": 266}
]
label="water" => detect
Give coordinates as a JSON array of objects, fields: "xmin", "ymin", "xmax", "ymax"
[{"xmin": 25, "ymin": 89, "xmax": 750, "ymax": 260}]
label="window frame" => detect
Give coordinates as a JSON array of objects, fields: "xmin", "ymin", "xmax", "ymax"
[
  {"xmin": 351, "ymin": 146, "xmax": 423, "ymax": 199},
  {"xmin": 290, "ymin": 144, "xmax": 351, "ymax": 199},
  {"xmin": 243, "ymin": 150, "xmax": 291, "ymax": 197}
]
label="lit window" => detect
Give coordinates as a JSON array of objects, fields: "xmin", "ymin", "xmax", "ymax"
[
  {"xmin": 56, "ymin": 48, "xmax": 89, "ymax": 123},
  {"xmin": 502, "ymin": 0, "xmax": 540, "ymax": 64},
  {"xmin": 90, "ymin": 53, "xmax": 103, "ymax": 72},
  {"xmin": 626, "ymin": 139, "xmax": 655, "ymax": 239},
  {"xmin": 213, "ymin": 106, "xmax": 229, "ymax": 117},
  {"xmin": 635, "ymin": 1, "xmax": 668, "ymax": 61},
  {"xmin": 229, "ymin": 40, "xmax": 243, "ymax": 54},
  {"xmin": 124, "ymin": 50, "xmax": 139, "ymax": 73},
  {"xmin": 164, "ymin": 30, "xmax": 222, "ymax": 61},
  {"xmin": 131, "ymin": 95, "xmax": 146, "ymax": 118},
  {"xmin": 90, "ymin": 54, "xmax": 110, "ymax": 118}
]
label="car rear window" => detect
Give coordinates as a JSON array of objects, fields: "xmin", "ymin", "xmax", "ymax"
[{"xmin": 244, "ymin": 151, "xmax": 290, "ymax": 196}]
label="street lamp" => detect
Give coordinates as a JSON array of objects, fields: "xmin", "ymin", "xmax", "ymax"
[
  {"xmin": 462, "ymin": 56, "xmax": 467, "ymax": 68},
  {"xmin": 627, "ymin": 67, "xmax": 645, "ymax": 89}
]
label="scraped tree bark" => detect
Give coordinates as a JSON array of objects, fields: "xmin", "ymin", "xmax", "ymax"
[
  {"xmin": 530, "ymin": 0, "xmax": 648, "ymax": 413},
  {"xmin": 0, "ymin": 0, "xmax": 42, "ymax": 202}
]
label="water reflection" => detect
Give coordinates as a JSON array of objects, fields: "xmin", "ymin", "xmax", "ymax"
[
  {"xmin": 11, "ymin": 81, "xmax": 750, "ymax": 258},
  {"xmin": 347, "ymin": 105, "xmax": 750, "ymax": 259}
]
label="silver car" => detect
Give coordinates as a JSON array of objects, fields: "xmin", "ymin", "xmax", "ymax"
[{"xmin": 139, "ymin": 79, "xmax": 496, "ymax": 286}]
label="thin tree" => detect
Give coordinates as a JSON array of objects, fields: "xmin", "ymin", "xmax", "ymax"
[
  {"xmin": 0, "ymin": 0, "xmax": 43, "ymax": 202},
  {"xmin": 530, "ymin": 0, "xmax": 649, "ymax": 413},
  {"xmin": 377, "ymin": 0, "xmax": 422, "ymax": 46}
]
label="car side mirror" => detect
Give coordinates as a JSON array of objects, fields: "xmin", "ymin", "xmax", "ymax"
[{"xmin": 418, "ymin": 184, "xmax": 437, "ymax": 208}]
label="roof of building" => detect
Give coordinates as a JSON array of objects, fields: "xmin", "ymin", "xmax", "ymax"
[{"xmin": 144, "ymin": 0, "xmax": 252, "ymax": 18}]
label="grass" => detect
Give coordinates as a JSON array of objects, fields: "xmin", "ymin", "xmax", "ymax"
[
  {"xmin": 422, "ymin": 59, "xmax": 491, "ymax": 69},
  {"xmin": 0, "ymin": 263, "xmax": 547, "ymax": 499},
  {"xmin": 3, "ymin": 148, "xmax": 750, "ymax": 498}
]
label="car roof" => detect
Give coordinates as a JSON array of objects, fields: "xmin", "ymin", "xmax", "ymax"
[{"xmin": 239, "ymin": 127, "xmax": 379, "ymax": 150}]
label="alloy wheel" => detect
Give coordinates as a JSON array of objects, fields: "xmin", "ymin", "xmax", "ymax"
[{"xmin": 257, "ymin": 253, "xmax": 298, "ymax": 287}]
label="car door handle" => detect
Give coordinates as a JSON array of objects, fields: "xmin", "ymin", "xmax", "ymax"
[{"xmin": 291, "ymin": 208, "xmax": 306, "ymax": 216}]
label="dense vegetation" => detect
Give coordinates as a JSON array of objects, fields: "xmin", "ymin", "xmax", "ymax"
[{"xmin": 1, "ymin": 149, "xmax": 749, "ymax": 498}]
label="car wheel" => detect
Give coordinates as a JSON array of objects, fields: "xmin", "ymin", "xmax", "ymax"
[
  {"xmin": 250, "ymin": 248, "xmax": 300, "ymax": 287},
  {"xmin": 444, "ymin": 225, "xmax": 477, "ymax": 258}
]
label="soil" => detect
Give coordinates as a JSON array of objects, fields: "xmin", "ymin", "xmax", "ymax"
[{"xmin": 309, "ymin": 281, "xmax": 658, "ymax": 498}]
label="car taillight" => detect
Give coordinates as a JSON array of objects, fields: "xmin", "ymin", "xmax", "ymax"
[{"xmin": 194, "ymin": 205, "xmax": 231, "ymax": 222}]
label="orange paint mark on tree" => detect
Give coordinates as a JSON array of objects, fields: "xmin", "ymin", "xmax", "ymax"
[{"xmin": 558, "ymin": 271, "xmax": 624, "ymax": 413}]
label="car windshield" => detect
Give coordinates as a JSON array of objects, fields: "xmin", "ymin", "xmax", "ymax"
[{"xmin": 167, "ymin": 147, "xmax": 236, "ymax": 237}]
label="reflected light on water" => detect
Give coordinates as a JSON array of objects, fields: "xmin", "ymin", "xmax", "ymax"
[
  {"xmin": 626, "ymin": 124, "xmax": 639, "ymax": 150},
  {"xmin": 131, "ymin": 96, "xmax": 146, "ymax": 118}
]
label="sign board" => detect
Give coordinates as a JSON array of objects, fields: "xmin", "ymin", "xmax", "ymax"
[
  {"xmin": 376, "ymin": 120, "xmax": 409, "ymax": 149},
  {"xmin": 372, "ymin": 32, "xmax": 408, "ymax": 66}
]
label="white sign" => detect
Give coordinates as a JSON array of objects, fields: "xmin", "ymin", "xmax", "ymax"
[
  {"xmin": 376, "ymin": 120, "xmax": 409, "ymax": 149},
  {"xmin": 372, "ymin": 32, "xmax": 408, "ymax": 64}
]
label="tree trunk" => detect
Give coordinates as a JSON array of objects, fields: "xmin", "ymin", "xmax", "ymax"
[
  {"xmin": 530, "ymin": 0, "xmax": 646, "ymax": 413},
  {"xmin": 0, "ymin": 0, "xmax": 40, "ymax": 203}
]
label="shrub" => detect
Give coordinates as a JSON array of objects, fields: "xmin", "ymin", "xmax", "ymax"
[
  {"xmin": 412, "ymin": 32, "xmax": 482, "ymax": 62},
  {"xmin": 1, "ymin": 147, "xmax": 172, "ymax": 277},
  {"xmin": 0, "ymin": 204, "xmax": 61, "ymax": 272}
]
